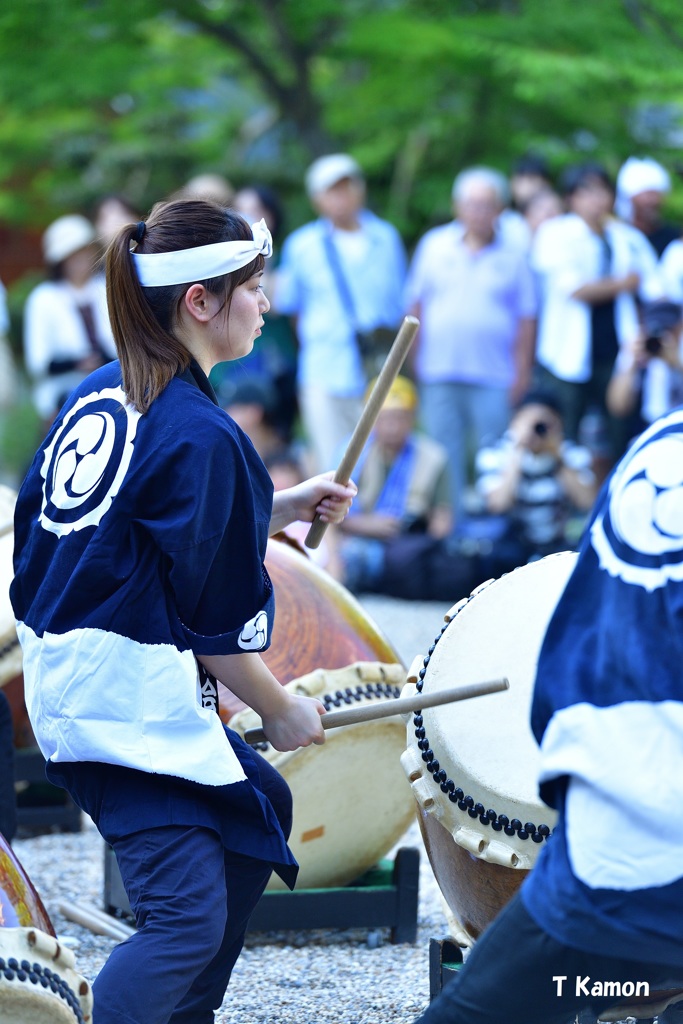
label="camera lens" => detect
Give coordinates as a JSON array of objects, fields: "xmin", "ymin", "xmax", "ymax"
[
  {"xmin": 533, "ymin": 421, "xmax": 549, "ymax": 437},
  {"xmin": 645, "ymin": 335, "xmax": 663, "ymax": 356}
]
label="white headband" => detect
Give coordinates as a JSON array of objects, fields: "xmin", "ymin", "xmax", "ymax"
[{"xmin": 132, "ymin": 218, "xmax": 272, "ymax": 288}]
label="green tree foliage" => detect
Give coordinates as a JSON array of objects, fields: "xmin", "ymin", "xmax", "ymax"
[{"xmin": 0, "ymin": 0, "xmax": 682, "ymax": 240}]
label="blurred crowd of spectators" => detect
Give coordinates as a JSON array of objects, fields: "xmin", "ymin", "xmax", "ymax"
[{"xmin": 2, "ymin": 150, "xmax": 683, "ymax": 601}]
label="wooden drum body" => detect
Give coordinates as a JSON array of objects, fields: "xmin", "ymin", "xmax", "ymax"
[
  {"xmin": 0, "ymin": 833, "xmax": 53, "ymax": 936},
  {"xmin": 218, "ymin": 537, "xmax": 401, "ymax": 722},
  {"xmin": 401, "ymin": 552, "xmax": 577, "ymax": 945},
  {"xmin": 229, "ymin": 662, "xmax": 416, "ymax": 891}
]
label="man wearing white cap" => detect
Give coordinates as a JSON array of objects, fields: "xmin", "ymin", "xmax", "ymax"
[
  {"xmin": 24, "ymin": 213, "xmax": 117, "ymax": 425},
  {"xmin": 616, "ymin": 156, "xmax": 679, "ymax": 257},
  {"xmin": 274, "ymin": 153, "xmax": 406, "ymax": 472}
]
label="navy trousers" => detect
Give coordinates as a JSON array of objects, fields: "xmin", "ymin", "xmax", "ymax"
[
  {"xmin": 93, "ymin": 825, "xmax": 272, "ymax": 1024},
  {"xmin": 418, "ymin": 891, "xmax": 683, "ymax": 1024},
  {"xmin": 90, "ymin": 747, "xmax": 293, "ymax": 1024}
]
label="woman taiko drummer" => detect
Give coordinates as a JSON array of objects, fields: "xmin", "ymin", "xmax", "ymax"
[{"xmin": 10, "ymin": 199, "xmax": 355, "ymax": 1024}]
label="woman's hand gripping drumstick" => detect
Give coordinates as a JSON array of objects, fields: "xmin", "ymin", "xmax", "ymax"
[
  {"xmin": 305, "ymin": 315, "xmax": 420, "ymax": 550},
  {"xmin": 243, "ymin": 676, "xmax": 509, "ymax": 745}
]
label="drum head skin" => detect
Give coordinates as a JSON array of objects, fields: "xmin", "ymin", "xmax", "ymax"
[
  {"xmin": 230, "ymin": 664, "xmax": 416, "ymax": 890},
  {"xmin": 401, "ymin": 552, "xmax": 577, "ymax": 941}
]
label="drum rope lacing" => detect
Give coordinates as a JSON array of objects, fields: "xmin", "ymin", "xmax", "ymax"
[
  {"xmin": 413, "ymin": 592, "xmax": 554, "ymax": 847},
  {"xmin": 322, "ymin": 681, "xmax": 402, "ymax": 712},
  {"xmin": 0, "ymin": 955, "xmax": 86, "ymax": 1023},
  {"xmin": 250, "ymin": 681, "xmax": 402, "ymax": 750}
]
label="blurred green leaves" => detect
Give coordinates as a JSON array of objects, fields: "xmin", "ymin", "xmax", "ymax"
[{"xmin": 0, "ymin": 0, "xmax": 682, "ymax": 240}]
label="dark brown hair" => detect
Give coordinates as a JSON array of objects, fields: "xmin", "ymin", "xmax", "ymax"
[{"xmin": 106, "ymin": 198, "xmax": 263, "ymax": 413}]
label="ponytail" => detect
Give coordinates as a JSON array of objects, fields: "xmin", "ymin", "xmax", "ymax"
[{"xmin": 105, "ymin": 199, "xmax": 263, "ymax": 414}]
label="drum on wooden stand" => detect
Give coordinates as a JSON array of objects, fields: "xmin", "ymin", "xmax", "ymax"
[
  {"xmin": 230, "ymin": 660, "xmax": 416, "ymax": 891},
  {"xmin": 0, "ymin": 834, "xmax": 93, "ymax": 1023},
  {"xmin": 401, "ymin": 551, "xmax": 577, "ymax": 946},
  {"xmin": 226, "ymin": 537, "xmax": 415, "ymax": 891}
]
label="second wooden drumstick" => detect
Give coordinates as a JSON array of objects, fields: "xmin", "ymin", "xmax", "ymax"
[
  {"xmin": 305, "ymin": 314, "xmax": 420, "ymax": 549},
  {"xmin": 243, "ymin": 677, "xmax": 509, "ymax": 745}
]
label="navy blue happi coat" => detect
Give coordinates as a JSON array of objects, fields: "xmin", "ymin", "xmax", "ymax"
[
  {"xmin": 522, "ymin": 408, "xmax": 683, "ymax": 967},
  {"xmin": 11, "ymin": 360, "xmax": 275, "ymax": 789}
]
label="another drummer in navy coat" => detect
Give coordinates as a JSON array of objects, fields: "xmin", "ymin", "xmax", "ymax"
[
  {"xmin": 415, "ymin": 406, "xmax": 683, "ymax": 1022},
  {"xmin": 10, "ymin": 199, "xmax": 355, "ymax": 1024}
]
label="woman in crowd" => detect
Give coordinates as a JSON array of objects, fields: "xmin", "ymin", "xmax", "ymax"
[{"xmin": 24, "ymin": 213, "xmax": 117, "ymax": 428}]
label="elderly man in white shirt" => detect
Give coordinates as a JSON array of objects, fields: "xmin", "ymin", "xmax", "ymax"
[
  {"xmin": 531, "ymin": 162, "xmax": 662, "ymax": 463},
  {"xmin": 405, "ymin": 166, "xmax": 537, "ymax": 522}
]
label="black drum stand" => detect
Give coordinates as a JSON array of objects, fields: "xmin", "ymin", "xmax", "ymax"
[
  {"xmin": 13, "ymin": 746, "xmax": 81, "ymax": 834},
  {"xmin": 429, "ymin": 937, "xmax": 465, "ymax": 999}
]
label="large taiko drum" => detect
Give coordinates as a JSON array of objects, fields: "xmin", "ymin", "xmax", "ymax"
[
  {"xmin": 229, "ymin": 660, "xmax": 416, "ymax": 891},
  {"xmin": 0, "ymin": 834, "xmax": 93, "ymax": 1022},
  {"xmin": 401, "ymin": 552, "xmax": 577, "ymax": 945},
  {"xmin": 218, "ymin": 535, "xmax": 402, "ymax": 722},
  {"xmin": 226, "ymin": 538, "xmax": 412, "ymax": 891}
]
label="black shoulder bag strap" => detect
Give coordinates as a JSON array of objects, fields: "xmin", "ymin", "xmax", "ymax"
[{"xmin": 322, "ymin": 227, "xmax": 360, "ymax": 333}]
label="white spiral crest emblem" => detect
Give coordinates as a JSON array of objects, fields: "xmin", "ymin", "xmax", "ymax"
[
  {"xmin": 591, "ymin": 410, "xmax": 683, "ymax": 591},
  {"xmin": 39, "ymin": 386, "xmax": 141, "ymax": 537},
  {"xmin": 238, "ymin": 610, "xmax": 269, "ymax": 651}
]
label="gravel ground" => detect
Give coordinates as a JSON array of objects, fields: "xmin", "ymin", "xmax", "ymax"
[{"xmin": 12, "ymin": 594, "xmax": 456, "ymax": 1024}]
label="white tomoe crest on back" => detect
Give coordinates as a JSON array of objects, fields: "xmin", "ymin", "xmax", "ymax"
[{"xmin": 39, "ymin": 386, "xmax": 141, "ymax": 538}]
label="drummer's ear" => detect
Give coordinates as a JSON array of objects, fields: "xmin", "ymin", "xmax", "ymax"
[{"xmin": 181, "ymin": 284, "xmax": 219, "ymax": 324}]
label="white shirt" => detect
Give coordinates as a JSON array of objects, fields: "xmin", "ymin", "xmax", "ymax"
[
  {"xmin": 660, "ymin": 238, "xmax": 683, "ymax": 303},
  {"xmin": 404, "ymin": 222, "xmax": 537, "ymax": 388},
  {"xmin": 24, "ymin": 277, "xmax": 117, "ymax": 418},
  {"xmin": 531, "ymin": 214, "xmax": 662, "ymax": 382},
  {"xmin": 274, "ymin": 210, "xmax": 406, "ymax": 395}
]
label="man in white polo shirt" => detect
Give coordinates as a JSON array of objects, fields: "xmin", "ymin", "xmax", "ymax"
[{"xmin": 531, "ymin": 161, "xmax": 662, "ymax": 466}]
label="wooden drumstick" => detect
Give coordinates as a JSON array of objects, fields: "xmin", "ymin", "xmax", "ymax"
[
  {"xmin": 305, "ymin": 314, "xmax": 420, "ymax": 550},
  {"xmin": 243, "ymin": 676, "xmax": 508, "ymax": 745}
]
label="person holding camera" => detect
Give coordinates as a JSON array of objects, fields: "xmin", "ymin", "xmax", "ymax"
[
  {"xmin": 476, "ymin": 390, "xmax": 597, "ymax": 568},
  {"xmin": 607, "ymin": 300, "xmax": 683, "ymax": 437}
]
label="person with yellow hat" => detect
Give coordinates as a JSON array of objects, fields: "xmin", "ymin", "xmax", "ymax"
[{"xmin": 334, "ymin": 375, "xmax": 454, "ymax": 596}]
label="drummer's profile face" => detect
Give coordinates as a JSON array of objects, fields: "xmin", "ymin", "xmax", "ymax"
[
  {"xmin": 187, "ymin": 271, "xmax": 270, "ymax": 370},
  {"xmin": 221, "ymin": 271, "xmax": 270, "ymax": 358}
]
